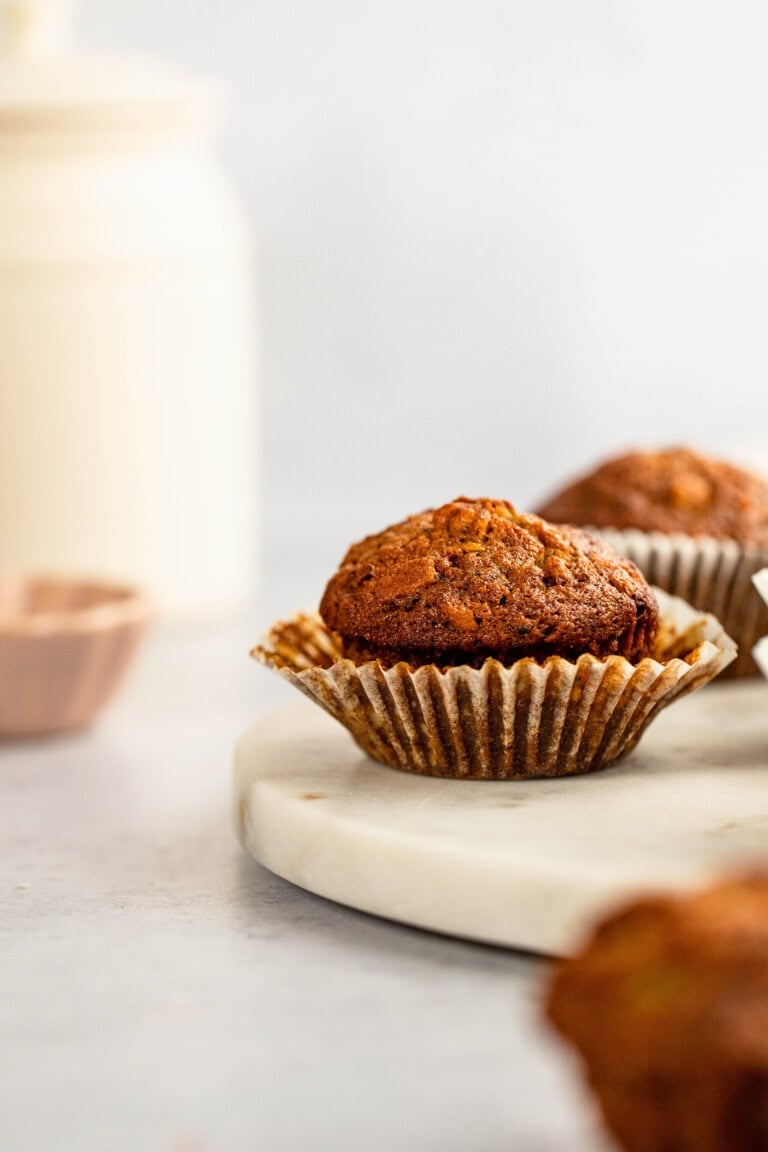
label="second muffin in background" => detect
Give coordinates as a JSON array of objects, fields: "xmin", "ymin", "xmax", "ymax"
[
  {"xmin": 537, "ymin": 446, "xmax": 768, "ymax": 542},
  {"xmin": 254, "ymin": 497, "xmax": 734, "ymax": 780},
  {"xmin": 537, "ymin": 446, "xmax": 768, "ymax": 677}
]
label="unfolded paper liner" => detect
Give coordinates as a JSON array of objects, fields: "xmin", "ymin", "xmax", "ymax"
[
  {"xmin": 251, "ymin": 589, "xmax": 736, "ymax": 781},
  {"xmin": 589, "ymin": 528, "xmax": 768, "ymax": 679}
]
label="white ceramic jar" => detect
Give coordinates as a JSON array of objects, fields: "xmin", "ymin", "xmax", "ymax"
[{"xmin": 0, "ymin": 1, "xmax": 258, "ymax": 619}]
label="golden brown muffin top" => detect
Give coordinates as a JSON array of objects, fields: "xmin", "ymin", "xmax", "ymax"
[
  {"xmin": 546, "ymin": 875, "xmax": 768, "ymax": 1152},
  {"xmin": 319, "ymin": 497, "xmax": 658, "ymax": 668},
  {"xmin": 537, "ymin": 446, "xmax": 768, "ymax": 544}
]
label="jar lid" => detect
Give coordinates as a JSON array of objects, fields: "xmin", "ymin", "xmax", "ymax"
[{"xmin": 0, "ymin": 0, "xmax": 217, "ymax": 131}]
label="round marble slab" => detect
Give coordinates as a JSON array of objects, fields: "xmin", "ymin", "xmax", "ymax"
[{"xmin": 235, "ymin": 682, "xmax": 768, "ymax": 956}]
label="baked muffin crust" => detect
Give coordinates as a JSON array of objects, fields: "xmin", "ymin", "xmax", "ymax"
[
  {"xmin": 537, "ymin": 446, "xmax": 768, "ymax": 544},
  {"xmin": 319, "ymin": 497, "xmax": 658, "ymax": 668}
]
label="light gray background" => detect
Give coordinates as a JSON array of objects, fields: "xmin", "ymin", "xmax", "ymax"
[
  {"xmin": 8, "ymin": 7, "xmax": 766, "ymax": 1149},
  {"xmin": 81, "ymin": 0, "xmax": 768, "ymax": 609},
  {"xmin": 3, "ymin": 624, "xmax": 613, "ymax": 1152}
]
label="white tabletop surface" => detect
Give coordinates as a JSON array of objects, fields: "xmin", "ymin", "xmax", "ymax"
[{"xmin": 2, "ymin": 611, "xmax": 613, "ymax": 1152}]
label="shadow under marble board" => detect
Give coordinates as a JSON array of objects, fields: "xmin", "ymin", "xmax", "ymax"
[{"xmin": 234, "ymin": 681, "xmax": 768, "ymax": 956}]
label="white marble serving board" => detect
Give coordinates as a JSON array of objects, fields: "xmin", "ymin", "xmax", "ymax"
[{"xmin": 235, "ymin": 682, "xmax": 768, "ymax": 956}]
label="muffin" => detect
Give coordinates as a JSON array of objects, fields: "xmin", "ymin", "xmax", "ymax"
[
  {"xmin": 538, "ymin": 446, "xmax": 768, "ymax": 542},
  {"xmin": 538, "ymin": 447, "xmax": 768, "ymax": 677},
  {"xmin": 546, "ymin": 874, "xmax": 768, "ymax": 1152},
  {"xmin": 253, "ymin": 498, "xmax": 735, "ymax": 780},
  {"xmin": 319, "ymin": 497, "xmax": 659, "ymax": 668}
]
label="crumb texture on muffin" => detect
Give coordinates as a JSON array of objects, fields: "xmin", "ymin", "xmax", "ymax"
[
  {"xmin": 537, "ymin": 446, "xmax": 768, "ymax": 544},
  {"xmin": 319, "ymin": 497, "xmax": 658, "ymax": 668},
  {"xmin": 546, "ymin": 875, "xmax": 768, "ymax": 1152}
]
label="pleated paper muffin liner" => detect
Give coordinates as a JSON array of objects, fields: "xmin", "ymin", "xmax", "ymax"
[
  {"xmin": 589, "ymin": 528, "xmax": 768, "ymax": 678},
  {"xmin": 251, "ymin": 589, "xmax": 735, "ymax": 780},
  {"xmin": 750, "ymin": 568, "xmax": 768, "ymax": 680}
]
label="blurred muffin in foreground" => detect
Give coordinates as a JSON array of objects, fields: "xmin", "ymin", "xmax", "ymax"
[
  {"xmin": 253, "ymin": 498, "xmax": 734, "ymax": 780},
  {"xmin": 319, "ymin": 497, "xmax": 658, "ymax": 668},
  {"xmin": 546, "ymin": 875, "xmax": 768, "ymax": 1152},
  {"xmin": 538, "ymin": 447, "xmax": 768, "ymax": 676}
]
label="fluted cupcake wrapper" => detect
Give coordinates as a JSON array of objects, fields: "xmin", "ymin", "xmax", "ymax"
[
  {"xmin": 590, "ymin": 528, "xmax": 768, "ymax": 678},
  {"xmin": 251, "ymin": 589, "xmax": 735, "ymax": 780},
  {"xmin": 750, "ymin": 569, "xmax": 768, "ymax": 681}
]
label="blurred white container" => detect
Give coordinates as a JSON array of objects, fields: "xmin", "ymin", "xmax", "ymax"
[{"xmin": 0, "ymin": 0, "xmax": 258, "ymax": 619}]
